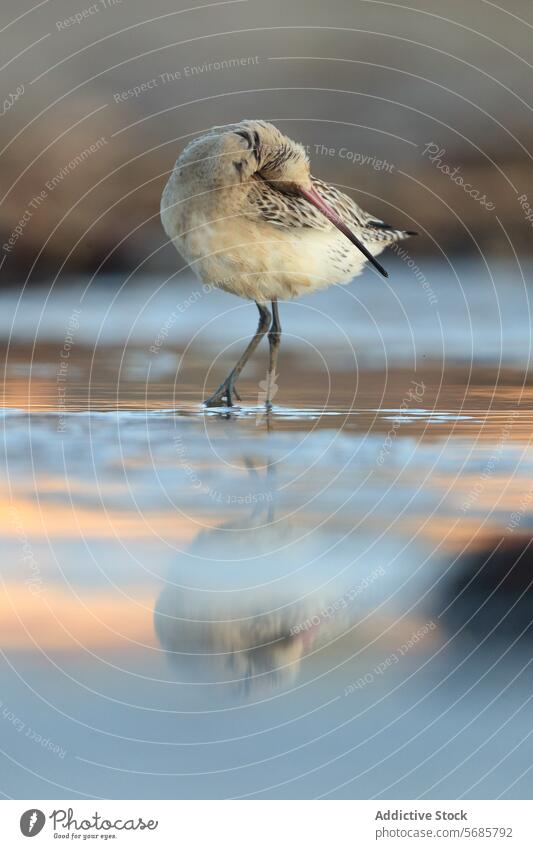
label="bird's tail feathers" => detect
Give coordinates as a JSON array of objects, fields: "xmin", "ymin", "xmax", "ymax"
[{"xmin": 367, "ymin": 220, "xmax": 417, "ymax": 244}]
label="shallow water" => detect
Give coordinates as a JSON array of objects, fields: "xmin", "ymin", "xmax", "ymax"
[{"xmin": 1, "ymin": 268, "xmax": 533, "ymax": 799}]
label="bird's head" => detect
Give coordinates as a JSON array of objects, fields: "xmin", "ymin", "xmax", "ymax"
[
  {"xmin": 237, "ymin": 119, "xmax": 312, "ymax": 191},
  {"xmin": 223, "ymin": 120, "xmax": 389, "ymax": 277},
  {"xmin": 171, "ymin": 120, "xmax": 389, "ymax": 276},
  {"xmin": 178, "ymin": 119, "xmax": 311, "ymax": 192}
]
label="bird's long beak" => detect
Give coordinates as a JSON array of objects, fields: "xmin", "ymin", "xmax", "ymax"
[{"xmin": 297, "ymin": 184, "xmax": 388, "ymax": 278}]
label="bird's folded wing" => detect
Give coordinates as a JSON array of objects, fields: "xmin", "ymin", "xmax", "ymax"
[
  {"xmin": 311, "ymin": 179, "xmax": 412, "ymax": 243},
  {"xmin": 245, "ymin": 178, "xmax": 330, "ymax": 230},
  {"xmin": 245, "ymin": 176, "xmax": 404, "ymax": 243}
]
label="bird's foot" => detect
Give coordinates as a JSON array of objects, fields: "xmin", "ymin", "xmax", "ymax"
[{"xmin": 204, "ymin": 376, "xmax": 241, "ymax": 408}]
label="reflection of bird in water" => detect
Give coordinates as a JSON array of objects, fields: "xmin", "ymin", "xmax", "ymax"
[
  {"xmin": 155, "ymin": 572, "xmax": 316, "ymax": 696},
  {"xmin": 154, "ymin": 458, "xmax": 351, "ymax": 696},
  {"xmin": 161, "ymin": 119, "xmax": 415, "ymax": 407}
]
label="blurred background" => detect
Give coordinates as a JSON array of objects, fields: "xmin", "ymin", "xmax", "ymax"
[
  {"xmin": 0, "ymin": 0, "xmax": 532, "ymax": 280},
  {"xmin": 1, "ymin": 0, "xmax": 533, "ymax": 802}
]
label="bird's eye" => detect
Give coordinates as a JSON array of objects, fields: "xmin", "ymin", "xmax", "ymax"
[
  {"xmin": 235, "ymin": 129, "xmax": 259, "ymax": 162},
  {"xmin": 234, "ymin": 130, "xmax": 253, "ymax": 148}
]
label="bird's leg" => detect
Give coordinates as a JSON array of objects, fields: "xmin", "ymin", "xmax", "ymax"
[
  {"xmin": 204, "ymin": 302, "xmax": 271, "ymax": 407},
  {"xmin": 265, "ymin": 299, "xmax": 281, "ymax": 409}
]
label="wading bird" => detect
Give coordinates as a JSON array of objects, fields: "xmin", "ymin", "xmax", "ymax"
[{"xmin": 161, "ymin": 120, "xmax": 415, "ymax": 407}]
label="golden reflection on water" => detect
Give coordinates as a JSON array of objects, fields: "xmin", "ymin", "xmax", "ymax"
[
  {"xmin": 1, "ymin": 346, "xmax": 533, "ymax": 672},
  {"xmin": 0, "ymin": 584, "xmax": 156, "ymax": 651},
  {"xmin": 2, "ymin": 336, "xmax": 533, "ymax": 798}
]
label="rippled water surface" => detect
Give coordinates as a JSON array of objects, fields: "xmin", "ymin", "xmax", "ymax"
[{"xmin": 1, "ymin": 268, "xmax": 533, "ymax": 798}]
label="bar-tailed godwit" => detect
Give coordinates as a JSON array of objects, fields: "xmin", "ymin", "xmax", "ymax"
[{"xmin": 161, "ymin": 120, "xmax": 415, "ymax": 407}]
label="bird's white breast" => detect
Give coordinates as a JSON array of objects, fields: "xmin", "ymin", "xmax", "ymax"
[{"xmin": 161, "ymin": 172, "xmax": 379, "ymax": 301}]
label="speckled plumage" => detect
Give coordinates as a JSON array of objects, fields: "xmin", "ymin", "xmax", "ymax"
[
  {"xmin": 161, "ymin": 120, "xmax": 414, "ymax": 303},
  {"xmin": 160, "ymin": 120, "xmax": 415, "ymax": 406}
]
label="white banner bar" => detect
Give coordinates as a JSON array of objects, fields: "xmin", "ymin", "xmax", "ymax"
[{"xmin": 1, "ymin": 800, "xmax": 531, "ymax": 847}]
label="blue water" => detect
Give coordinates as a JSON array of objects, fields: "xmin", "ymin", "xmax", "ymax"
[{"xmin": 1, "ymin": 266, "xmax": 533, "ymax": 798}]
